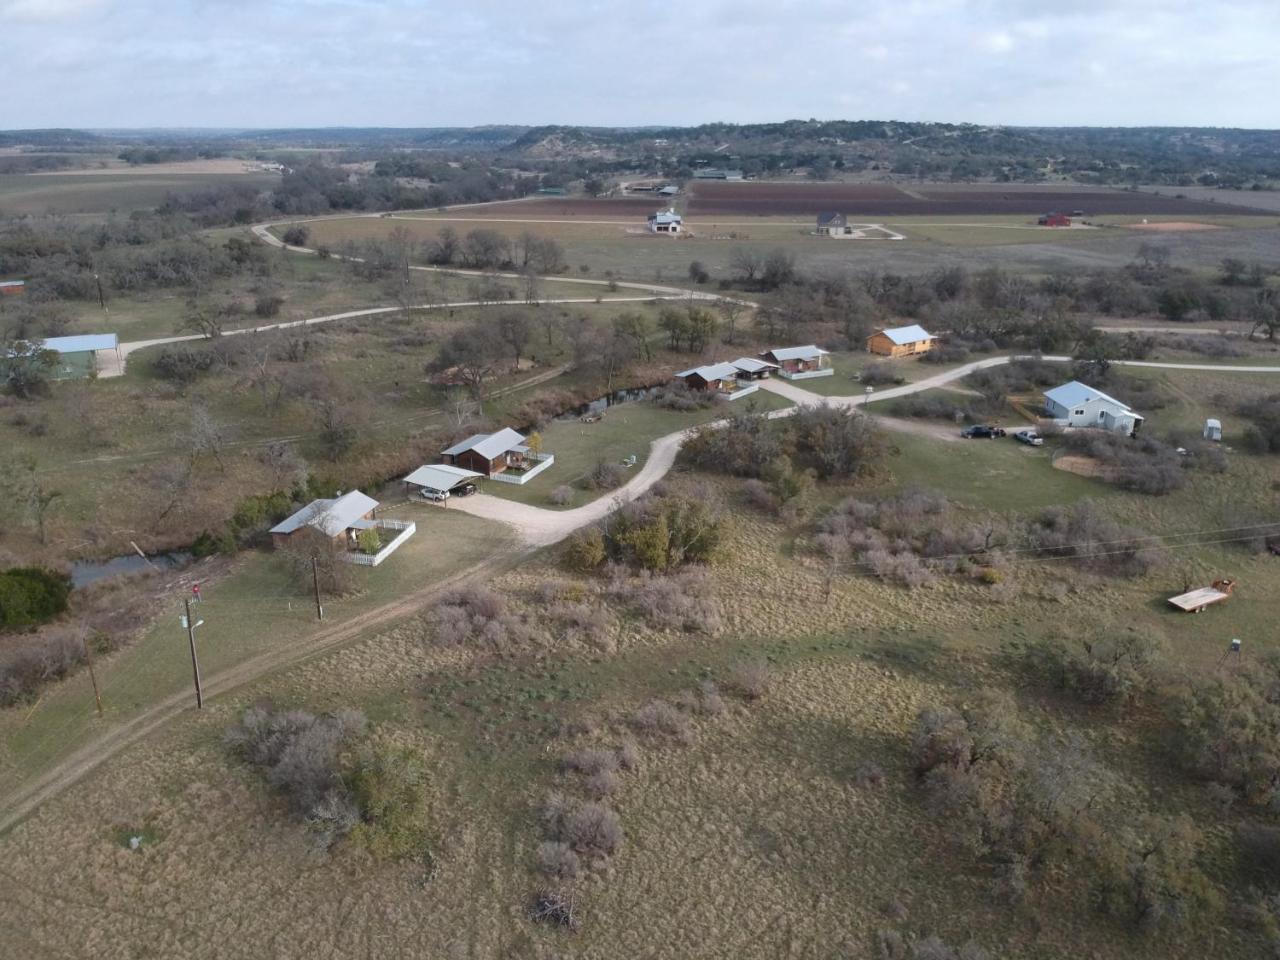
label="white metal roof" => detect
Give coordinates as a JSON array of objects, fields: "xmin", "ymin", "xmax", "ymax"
[
  {"xmin": 877, "ymin": 324, "xmax": 935, "ymax": 346},
  {"xmin": 764, "ymin": 345, "xmax": 829, "ymax": 362},
  {"xmin": 41, "ymin": 333, "xmax": 118, "ymax": 353},
  {"xmin": 675, "ymin": 361, "xmax": 739, "ymax": 381},
  {"xmin": 649, "ymin": 208, "xmax": 682, "ymax": 223},
  {"xmin": 1044, "ymin": 380, "xmax": 1134, "ymax": 413},
  {"xmin": 270, "ymin": 490, "xmax": 379, "ymax": 537},
  {"xmin": 441, "ymin": 427, "xmax": 526, "ymax": 461},
  {"xmin": 403, "ymin": 463, "xmax": 483, "ymax": 491},
  {"xmin": 1205, "ymin": 418, "xmax": 1222, "ymax": 428},
  {"xmin": 730, "ymin": 357, "xmax": 778, "ymax": 373},
  {"xmin": 0, "ymin": 280, "xmax": 24, "ymax": 288}
]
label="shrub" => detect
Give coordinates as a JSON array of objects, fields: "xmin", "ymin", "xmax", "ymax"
[
  {"xmin": 530, "ymin": 888, "xmax": 580, "ymax": 931},
  {"xmin": 543, "ymin": 796, "xmax": 623, "ymax": 858},
  {"xmin": 630, "ymin": 699, "xmax": 694, "ymax": 743},
  {"xmin": 727, "ymin": 658, "xmax": 771, "ymax": 701},
  {"xmin": 616, "ymin": 739, "xmax": 640, "ymax": 771},
  {"xmin": 152, "ymin": 346, "xmax": 215, "ymax": 385},
  {"xmin": 356, "ymin": 526, "xmax": 381, "ymax": 556},
  {"xmin": 549, "ymin": 601, "xmax": 613, "ymax": 648},
  {"xmin": 548, "ymin": 484, "xmax": 574, "ymax": 506},
  {"xmin": 653, "ymin": 381, "xmax": 719, "ymax": 411},
  {"xmin": 611, "ymin": 568, "xmax": 722, "ymax": 632},
  {"xmin": 583, "ymin": 460, "xmax": 626, "ymax": 491},
  {"xmin": 859, "ymin": 362, "xmax": 904, "ymax": 387},
  {"xmin": 584, "ymin": 768, "xmax": 621, "ymax": 800},
  {"xmin": 1018, "ymin": 631, "xmax": 1166, "ymax": 709},
  {"xmin": 604, "ymin": 493, "xmax": 726, "ymax": 571},
  {"xmin": 0, "ymin": 566, "xmax": 72, "ymax": 629},
  {"xmin": 427, "ymin": 584, "xmax": 534, "ymax": 650},
  {"xmin": 560, "ymin": 748, "xmax": 619, "ymax": 776},
  {"xmin": 535, "ymin": 841, "xmax": 581, "ymax": 880},
  {"xmin": 562, "ymin": 527, "xmax": 606, "ymax": 572},
  {"xmin": 282, "ymin": 225, "xmax": 310, "ymax": 247},
  {"xmin": 1026, "ymin": 502, "xmax": 1164, "ymax": 576},
  {"xmin": 1061, "ymin": 431, "xmax": 1187, "ymax": 495}
]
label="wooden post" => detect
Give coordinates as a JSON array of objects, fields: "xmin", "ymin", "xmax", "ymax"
[
  {"xmin": 311, "ymin": 556, "xmax": 324, "ymax": 621},
  {"xmin": 184, "ymin": 597, "xmax": 203, "ymax": 709},
  {"xmin": 81, "ymin": 630, "xmax": 103, "ymax": 716}
]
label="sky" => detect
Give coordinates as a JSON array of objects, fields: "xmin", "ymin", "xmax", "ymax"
[{"xmin": 4, "ymin": 0, "xmax": 1280, "ymax": 130}]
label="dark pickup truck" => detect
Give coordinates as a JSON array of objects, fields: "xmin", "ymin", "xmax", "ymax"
[{"xmin": 960, "ymin": 425, "xmax": 1007, "ymax": 439}]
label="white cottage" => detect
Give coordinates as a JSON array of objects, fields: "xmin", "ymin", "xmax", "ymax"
[
  {"xmin": 1043, "ymin": 381, "xmax": 1144, "ymax": 437},
  {"xmin": 647, "ymin": 208, "xmax": 683, "ymax": 234}
]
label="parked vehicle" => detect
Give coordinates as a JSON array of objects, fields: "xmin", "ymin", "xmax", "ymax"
[
  {"xmin": 453, "ymin": 483, "xmax": 478, "ymax": 497},
  {"xmin": 419, "ymin": 489, "xmax": 448, "ymax": 502},
  {"xmin": 1014, "ymin": 429, "xmax": 1044, "ymax": 446},
  {"xmin": 961, "ymin": 425, "xmax": 1006, "ymax": 439}
]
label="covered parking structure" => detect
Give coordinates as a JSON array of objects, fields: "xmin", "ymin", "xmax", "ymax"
[
  {"xmin": 403, "ymin": 463, "xmax": 483, "ymax": 501},
  {"xmin": 41, "ymin": 333, "xmax": 121, "ymax": 380}
]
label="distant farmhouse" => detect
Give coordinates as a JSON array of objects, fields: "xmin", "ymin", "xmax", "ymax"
[
  {"xmin": 1038, "ymin": 212, "xmax": 1071, "ymax": 227},
  {"xmin": 866, "ymin": 324, "xmax": 936, "ymax": 358},
  {"xmin": 759, "ymin": 345, "xmax": 832, "ymax": 380},
  {"xmin": 815, "ymin": 212, "xmax": 852, "ymax": 236},
  {"xmin": 647, "ymin": 208, "xmax": 683, "ymax": 234},
  {"xmin": 0, "ymin": 280, "xmax": 25, "ymax": 296},
  {"xmin": 692, "ymin": 168, "xmax": 744, "ymax": 180},
  {"xmin": 1043, "ymin": 381, "xmax": 1144, "ymax": 436}
]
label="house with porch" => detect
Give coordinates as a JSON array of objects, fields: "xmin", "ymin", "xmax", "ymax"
[
  {"xmin": 441, "ymin": 427, "xmax": 555, "ymax": 485},
  {"xmin": 672, "ymin": 360, "xmax": 764, "ymax": 400},
  {"xmin": 759, "ymin": 345, "xmax": 832, "ymax": 380},
  {"xmin": 866, "ymin": 324, "xmax": 936, "ymax": 358},
  {"xmin": 4, "ymin": 333, "xmax": 121, "ymax": 381},
  {"xmin": 1043, "ymin": 381, "xmax": 1144, "ymax": 437},
  {"xmin": 269, "ymin": 490, "xmax": 416, "ymax": 566}
]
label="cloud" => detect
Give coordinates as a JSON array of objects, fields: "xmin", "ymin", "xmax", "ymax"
[
  {"xmin": 0, "ymin": 0, "xmax": 1278, "ymax": 127},
  {"xmin": 1, "ymin": 0, "xmax": 107, "ymax": 20}
]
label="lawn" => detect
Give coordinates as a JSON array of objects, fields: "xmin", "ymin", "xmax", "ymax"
[
  {"xmin": 0, "ymin": 507, "xmax": 509, "ymax": 797},
  {"xmin": 483, "ymin": 389, "xmax": 794, "ymax": 509}
]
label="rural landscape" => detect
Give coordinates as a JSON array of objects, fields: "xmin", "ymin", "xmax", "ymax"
[{"xmin": 4, "ymin": 5, "xmax": 1280, "ymax": 958}]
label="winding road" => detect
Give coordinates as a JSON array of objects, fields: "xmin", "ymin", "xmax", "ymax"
[{"xmin": 7, "ymin": 214, "xmax": 1280, "ymax": 833}]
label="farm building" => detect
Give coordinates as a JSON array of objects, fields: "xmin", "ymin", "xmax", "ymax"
[
  {"xmin": 441, "ymin": 427, "xmax": 554, "ymax": 485},
  {"xmin": 1038, "ymin": 212, "xmax": 1071, "ymax": 227},
  {"xmin": 658, "ymin": 184, "xmax": 679, "ymax": 197},
  {"xmin": 759, "ymin": 345, "xmax": 832, "ymax": 380},
  {"xmin": 269, "ymin": 490, "xmax": 416, "ymax": 566},
  {"xmin": 692, "ymin": 169, "xmax": 744, "ymax": 180},
  {"xmin": 647, "ymin": 208, "xmax": 683, "ymax": 234},
  {"xmin": 815, "ymin": 212, "xmax": 852, "ymax": 236},
  {"xmin": 0, "ymin": 280, "xmax": 25, "ymax": 296},
  {"xmin": 1043, "ymin": 381, "xmax": 1144, "ymax": 436},
  {"xmin": 403, "ymin": 463, "xmax": 482, "ymax": 500},
  {"xmin": 672, "ymin": 359, "xmax": 767, "ymax": 400},
  {"xmin": 866, "ymin": 324, "xmax": 936, "ymax": 358},
  {"xmin": 4, "ymin": 333, "xmax": 120, "ymax": 381}
]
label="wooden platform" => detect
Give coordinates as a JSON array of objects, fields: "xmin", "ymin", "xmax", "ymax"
[{"xmin": 1168, "ymin": 587, "xmax": 1230, "ymax": 613}]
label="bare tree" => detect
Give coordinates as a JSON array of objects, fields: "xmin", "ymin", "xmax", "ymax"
[
  {"xmin": 498, "ymin": 311, "xmax": 533, "ymax": 372},
  {"xmin": 537, "ymin": 310, "xmax": 563, "ymax": 349},
  {"xmin": 257, "ymin": 441, "xmax": 306, "ymax": 492},
  {"xmin": 0, "ymin": 456, "xmax": 61, "ymax": 545},
  {"xmin": 719, "ymin": 297, "xmax": 747, "ymax": 345},
  {"xmin": 431, "ymin": 325, "xmax": 502, "ymax": 403},
  {"xmin": 188, "ymin": 403, "xmax": 229, "ymax": 471},
  {"xmin": 147, "ymin": 458, "xmax": 194, "ymax": 530}
]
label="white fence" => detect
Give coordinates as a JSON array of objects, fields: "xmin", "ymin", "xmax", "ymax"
[
  {"xmin": 488, "ymin": 453, "xmax": 555, "ymax": 485},
  {"xmin": 781, "ymin": 367, "xmax": 834, "ymax": 381},
  {"xmin": 345, "ymin": 519, "xmax": 416, "ymax": 567},
  {"xmin": 725, "ymin": 381, "xmax": 760, "ymax": 400}
]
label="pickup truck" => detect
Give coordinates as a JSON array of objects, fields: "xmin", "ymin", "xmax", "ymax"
[
  {"xmin": 960, "ymin": 425, "xmax": 1006, "ymax": 439},
  {"xmin": 1014, "ymin": 429, "xmax": 1044, "ymax": 446}
]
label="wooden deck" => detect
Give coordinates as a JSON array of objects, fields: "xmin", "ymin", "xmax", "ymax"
[{"xmin": 1168, "ymin": 586, "xmax": 1230, "ymax": 613}]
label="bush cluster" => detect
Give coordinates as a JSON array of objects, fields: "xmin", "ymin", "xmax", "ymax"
[
  {"xmin": 1025, "ymin": 501, "xmax": 1164, "ymax": 576},
  {"xmin": 428, "ymin": 584, "xmax": 536, "ymax": 650},
  {"xmin": 225, "ymin": 705, "xmax": 429, "ymax": 857},
  {"xmin": 0, "ymin": 566, "xmax": 72, "ymax": 629}
]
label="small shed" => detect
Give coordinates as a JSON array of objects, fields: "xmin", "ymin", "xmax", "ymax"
[
  {"xmin": 867, "ymin": 324, "xmax": 936, "ymax": 358},
  {"xmin": 1038, "ymin": 212, "xmax": 1071, "ymax": 227},
  {"xmin": 1203, "ymin": 418, "xmax": 1222, "ymax": 442},
  {"xmin": 0, "ymin": 280, "xmax": 25, "ymax": 296}
]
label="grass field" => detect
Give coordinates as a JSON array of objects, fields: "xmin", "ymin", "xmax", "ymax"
[
  {"xmin": 3, "ymin": 420, "xmax": 1277, "ymax": 957},
  {"xmin": 0, "ymin": 507, "xmax": 509, "ymax": 795},
  {"xmin": 294, "ymin": 209, "xmax": 1280, "ymax": 287},
  {"xmin": 483, "ymin": 390, "xmax": 793, "ymax": 509},
  {"xmin": 0, "ymin": 172, "xmax": 279, "ymax": 217}
]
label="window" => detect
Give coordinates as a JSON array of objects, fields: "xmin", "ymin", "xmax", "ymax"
[
  {"xmin": 1073, "ymin": 408, "xmax": 1085, "ymax": 416},
  {"xmin": 1098, "ymin": 410, "xmax": 1106, "ymax": 420}
]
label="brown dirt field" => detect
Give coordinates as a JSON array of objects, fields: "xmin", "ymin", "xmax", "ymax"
[
  {"xmin": 417, "ymin": 197, "xmax": 662, "ymax": 218},
  {"xmin": 1051, "ymin": 453, "xmax": 1114, "ymax": 479},
  {"xmin": 1126, "ymin": 221, "xmax": 1224, "ymax": 232},
  {"xmin": 685, "ymin": 181, "xmax": 1275, "ymax": 217}
]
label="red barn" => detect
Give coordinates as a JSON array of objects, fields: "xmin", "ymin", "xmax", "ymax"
[
  {"xmin": 1037, "ymin": 213, "xmax": 1071, "ymax": 227},
  {"xmin": 0, "ymin": 280, "xmax": 25, "ymax": 296}
]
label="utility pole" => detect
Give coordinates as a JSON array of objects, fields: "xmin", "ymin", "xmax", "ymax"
[
  {"xmin": 94, "ymin": 273, "xmax": 106, "ymax": 312},
  {"xmin": 311, "ymin": 556, "xmax": 324, "ymax": 621},
  {"xmin": 184, "ymin": 597, "xmax": 204, "ymax": 709},
  {"xmin": 81, "ymin": 630, "xmax": 103, "ymax": 716}
]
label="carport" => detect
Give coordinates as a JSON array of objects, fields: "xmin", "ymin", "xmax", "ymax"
[{"xmin": 402, "ymin": 463, "xmax": 483, "ymax": 501}]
